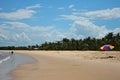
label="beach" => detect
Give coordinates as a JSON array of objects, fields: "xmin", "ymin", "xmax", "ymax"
[
  {"xmin": 1, "ymin": 50, "xmax": 120, "ymax": 80},
  {"xmin": 0, "ymin": 51, "xmax": 36, "ymax": 80}
]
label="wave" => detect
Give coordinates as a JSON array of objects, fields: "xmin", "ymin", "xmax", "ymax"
[
  {"xmin": 0, "ymin": 53, "xmax": 11, "ymax": 64},
  {"xmin": 0, "ymin": 56, "xmax": 11, "ymax": 64}
]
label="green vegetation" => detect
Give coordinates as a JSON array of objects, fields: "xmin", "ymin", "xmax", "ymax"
[{"xmin": 0, "ymin": 32, "xmax": 120, "ymax": 50}]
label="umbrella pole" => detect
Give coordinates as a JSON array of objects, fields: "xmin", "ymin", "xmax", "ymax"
[
  {"xmin": 105, "ymin": 51, "xmax": 108, "ymax": 58},
  {"xmin": 103, "ymin": 51, "xmax": 108, "ymax": 58}
]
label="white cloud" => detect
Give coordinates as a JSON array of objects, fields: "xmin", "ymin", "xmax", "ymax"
[
  {"xmin": 5, "ymin": 22, "xmax": 30, "ymax": 31},
  {"xmin": 113, "ymin": 28, "xmax": 120, "ymax": 34},
  {"xmin": 13, "ymin": 32, "xmax": 32, "ymax": 42},
  {"xmin": 60, "ymin": 14, "xmax": 80, "ymax": 20},
  {"xmin": 69, "ymin": 4, "xmax": 74, "ymax": 9},
  {"xmin": 0, "ymin": 8, "xmax": 3, "ymax": 10},
  {"xmin": 68, "ymin": 4, "xmax": 77, "ymax": 11},
  {"xmin": 41, "ymin": 28, "xmax": 86, "ymax": 42},
  {"xmin": 5, "ymin": 21, "xmax": 54, "ymax": 32},
  {"xmin": 59, "ymin": 14, "xmax": 112, "ymax": 38},
  {"xmin": 0, "ymin": 24, "xmax": 10, "ymax": 35},
  {"xmin": 0, "ymin": 21, "xmax": 74, "ymax": 46},
  {"xmin": 0, "ymin": 9, "xmax": 36, "ymax": 20},
  {"xmin": 70, "ymin": 20, "xmax": 110, "ymax": 38},
  {"xmin": 0, "ymin": 21, "xmax": 56, "ymax": 46},
  {"xmin": 0, "ymin": 4, "xmax": 41, "ymax": 20},
  {"xmin": 72, "ymin": 8, "xmax": 77, "ymax": 11},
  {"xmin": 26, "ymin": 4, "xmax": 42, "ymax": 9},
  {"xmin": 0, "ymin": 33, "xmax": 7, "ymax": 40},
  {"xmin": 0, "ymin": 6, "xmax": 120, "ymax": 46},
  {"xmin": 38, "ymin": 30, "xmax": 71, "ymax": 42},
  {"xmin": 0, "ymin": 24, "xmax": 32, "ymax": 46},
  {"xmin": 84, "ymin": 8, "xmax": 120, "ymax": 19}
]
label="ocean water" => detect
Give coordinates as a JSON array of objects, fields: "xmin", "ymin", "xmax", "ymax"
[
  {"xmin": 0, "ymin": 52, "xmax": 36, "ymax": 80},
  {"xmin": 0, "ymin": 53, "xmax": 11, "ymax": 64}
]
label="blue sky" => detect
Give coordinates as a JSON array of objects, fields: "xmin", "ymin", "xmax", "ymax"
[{"xmin": 0, "ymin": 0, "xmax": 120, "ymax": 46}]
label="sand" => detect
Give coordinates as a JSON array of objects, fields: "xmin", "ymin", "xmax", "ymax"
[{"xmin": 2, "ymin": 50, "xmax": 120, "ymax": 80}]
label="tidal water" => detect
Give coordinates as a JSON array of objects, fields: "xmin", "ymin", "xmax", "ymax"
[{"xmin": 0, "ymin": 52, "xmax": 36, "ymax": 80}]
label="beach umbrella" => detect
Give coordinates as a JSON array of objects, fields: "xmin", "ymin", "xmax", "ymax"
[{"xmin": 100, "ymin": 44, "xmax": 114, "ymax": 51}]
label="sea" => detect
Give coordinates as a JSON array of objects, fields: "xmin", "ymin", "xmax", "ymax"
[{"xmin": 0, "ymin": 52, "xmax": 36, "ymax": 80}]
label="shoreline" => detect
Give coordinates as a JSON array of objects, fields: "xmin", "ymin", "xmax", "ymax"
[
  {"xmin": 1, "ymin": 50, "xmax": 120, "ymax": 80},
  {"xmin": 0, "ymin": 51, "xmax": 36, "ymax": 80}
]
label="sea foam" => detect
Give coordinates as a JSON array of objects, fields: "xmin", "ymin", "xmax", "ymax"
[
  {"xmin": 0, "ymin": 53, "xmax": 11, "ymax": 64},
  {"xmin": 0, "ymin": 56, "xmax": 11, "ymax": 64}
]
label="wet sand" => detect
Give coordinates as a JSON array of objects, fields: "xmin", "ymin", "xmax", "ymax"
[
  {"xmin": 2, "ymin": 50, "xmax": 120, "ymax": 80},
  {"xmin": 0, "ymin": 51, "xmax": 36, "ymax": 80}
]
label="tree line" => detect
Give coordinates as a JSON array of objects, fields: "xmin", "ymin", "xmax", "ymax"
[{"xmin": 0, "ymin": 32, "xmax": 120, "ymax": 50}]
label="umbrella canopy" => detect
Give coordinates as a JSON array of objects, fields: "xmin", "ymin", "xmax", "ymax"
[{"xmin": 100, "ymin": 44, "xmax": 114, "ymax": 51}]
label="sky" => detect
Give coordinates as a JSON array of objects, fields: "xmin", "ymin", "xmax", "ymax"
[{"xmin": 0, "ymin": 0, "xmax": 120, "ymax": 46}]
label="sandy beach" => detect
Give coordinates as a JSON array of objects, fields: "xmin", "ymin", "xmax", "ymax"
[{"xmin": 2, "ymin": 50, "xmax": 120, "ymax": 80}]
